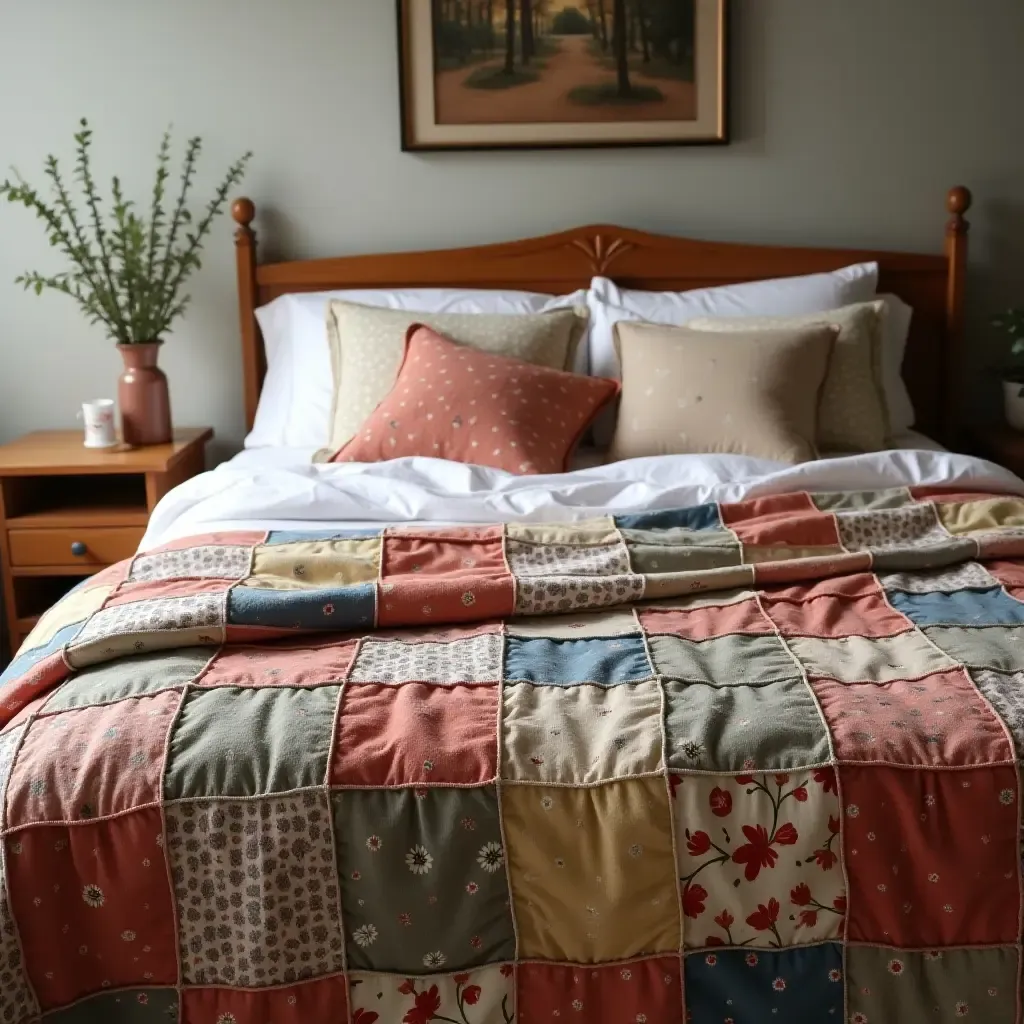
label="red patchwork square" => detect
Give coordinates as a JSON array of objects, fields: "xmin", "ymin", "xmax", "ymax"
[
  {"xmin": 754, "ymin": 553, "xmax": 872, "ymax": 586},
  {"xmin": 146, "ymin": 530, "xmax": 266, "ymax": 553},
  {"xmin": 639, "ymin": 598, "xmax": 774, "ymax": 640},
  {"xmin": 815, "ymin": 670, "xmax": 1014, "ymax": 766},
  {"xmin": 331, "ymin": 682, "xmax": 499, "ymax": 785},
  {"xmin": 382, "ymin": 530, "xmax": 507, "ymax": 579},
  {"xmin": 196, "ymin": 636, "xmax": 359, "ymax": 688},
  {"xmin": 7, "ymin": 807, "xmax": 176, "ymax": 1009},
  {"xmin": 7, "ymin": 691, "xmax": 179, "ymax": 825},
  {"xmin": 721, "ymin": 493, "xmax": 817, "ymax": 525},
  {"xmin": 377, "ymin": 575, "xmax": 514, "ymax": 628},
  {"xmin": 729, "ymin": 511, "xmax": 841, "ymax": 549},
  {"xmin": 104, "ymin": 577, "xmax": 229, "ymax": 608},
  {"xmin": 517, "ymin": 957, "xmax": 682, "ymax": 1024},
  {"xmin": 762, "ymin": 590, "xmax": 912, "ymax": 639},
  {"xmin": 182, "ymin": 975, "xmax": 347, "ymax": 1024},
  {"xmin": 0, "ymin": 653, "xmax": 68, "ymax": 731},
  {"xmin": 842, "ymin": 765, "xmax": 1019, "ymax": 945}
]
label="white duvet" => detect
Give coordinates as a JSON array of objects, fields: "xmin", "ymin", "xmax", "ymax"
[{"xmin": 141, "ymin": 440, "xmax": 1024, "ymax": 550}]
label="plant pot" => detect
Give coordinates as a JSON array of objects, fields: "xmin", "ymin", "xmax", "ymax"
[
  {"xmin": 118, "ymin": 342, "xmax": 172, "ymax": 446},
  {"xmin": 1004, "ymin": 379, "xmax": 1024, "ymax": 431}
]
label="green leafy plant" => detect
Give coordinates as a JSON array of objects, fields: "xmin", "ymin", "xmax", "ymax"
[
  {"xmin": 0, "ymin": 119, "xmax": 252, "ymax": 344},
  {"xmin": 993, "ymin": 308, "xmax": 1024, "ymax": 384}
]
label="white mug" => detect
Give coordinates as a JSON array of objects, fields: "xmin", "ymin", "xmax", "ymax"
[{"xmin": 79, "ymin": 399, "xmax": 117, "ymax": 448}]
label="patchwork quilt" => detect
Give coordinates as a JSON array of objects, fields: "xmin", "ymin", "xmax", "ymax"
[{"xmin": 3, "ymin": 486, "xmax": 1024, "ymax": 1024}]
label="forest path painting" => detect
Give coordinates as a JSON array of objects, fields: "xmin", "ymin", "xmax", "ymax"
[{"xmin": 433, "ymin": 1, "xmax": 697, "ymax": 126}]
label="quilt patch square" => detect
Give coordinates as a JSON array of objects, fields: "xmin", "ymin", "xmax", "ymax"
[
  {"xmin": 350, "ymin": 633, "xmax": 503, "ymax": 685},
  {"xmin": 507, "ymin": 519, "xmax": 618, "ymax": 545},
  {"xmin": 506, "ymin": 539, "xmax": 631, "ymax": 578},
  {"xmin": 165, "ymin": 791, "xmax": 344, "ymax": 986},
  {"xmin": 684, "ymin": 944, "xmax": 843, "ymax": 1024},
  {"xmin": 788, "ymin": 631, "xmax": 956, "ymax": 684},
  {"xmin": 350, "ymin": 966, "xmax": 513, "ymax": 1024},
  {"xmin": 0, "ymin": 725, "xmax": 24, "ymax": 829},
  {"xmin": 671, "ymin": 771, "xmax": 844, "ymax": 949},
  {"xmin": 228, "ymin": 582, "xmax": 375, "ymax": 631},
  {"xmin": 70, "ymin": 593, "xmax": 224, "ymax": 648},
  {"xmin": 195, "ymin": 637, "xmax": 358, "ymax": 689},
  {"xmin": 622, "ymin": 529, "xmax": 743, "ymax": 575},
  {"xmin": 639, "ymin": 597, "xmax": 774, "ymax": 640},
  {"xmin": 7, "ymin": 690, "xmax": 178, "ymax": 825},
  {"xmin": 841, "ymin": 764, "xmax": 1020, "ymax": 945},
  {"xmin": 43, "ymin": 989, "xmax": 177, "ymax": 1024},
  {"xmin": 332, "ymin": 787, "xmax": 513, "ymax": 973},
  {"xmin": 248, "ymin": 538, "xmax": 380, "ymax": 587},
  {"xmin": 129, "ymin": 544, "xmax": 252, "ymax": 583},
  {"xmin": 18, "ymin": 583, "xmax": 110, "ymax": 654},
  {"xmin": 761, "ymin": 589, "xmax": 911, "ymax": 639},
  {"xmin": 664, "ymin": 680, "xmax": 830, "ymax": 772},
  {"xmin": 331, "ymin": 682, "xmax": 498, "ymax": 786},
  {"xmin": 812, "ymin": 669, "xmax": 1014, "ymax": 766},
  {"xmin": 836, "ymin": 504, "xmax": 950, "ymax": 551},
  {"xmin": 382, "ymin": 534, "xmax": 507, "ymax": 579},
  {"xmin": 165, "ymin": 686, "xmax": 339, "ymax": 798},
  {"xmin": 503, "ymin": 636, "xmax": 653, "ymax": 685},
  {"xmin": 727, "ymin": 510, "xmax": 840, "ymax": 550},
  {"xmin": 616, "ymin": 503, "xmax": 722, "ymax": 530},
  {"xmin": 847, "ymin": 945, "xmax": 1018, "ymax": 1024},
  {"xmin": 889, "ymin": 585, "xmax": 1024, "ymax": 627},
  {"xmin": 44, "ymin": 648, "xmax": 210, "ymax": 712},
  {"xmin": 923, "ymin": 625, "xmax": 1024, "ymax": 672},
  {"xmin": 0, "ymin": 826, "xmax": 36, "ymax": 1024},
  {"xmin": 971, "ymin": 668, "xmax": 1024, "ymax": 754},
  {"xmin": 880, "ymin": 561, "xmax": 998, "ymax": 594},
  {"xmin": 720, "ymin": 493, "xmax": 817, "ymax": 525},
  {"xmin": 514, "ymin": 574, "xmax": 646, "ymax": 616},
  {"xmin": 505, "ymin": 607, "xmax": 640, "ymax": 638},
  {"xmin": 181, "ymin": 975, "xmax": 347, "ymax": 1024},
  {"xmin": 517, "ymin": 957, "xmax": 682, "ymax": 1024},
  {"xmin": 501, "ymin": 679, "xmax": 663, "ymax": 783},
  {"xmin": 937, "ymin": 495, "xmax": 1024, "ymax": 534},
  {"xmin": 503, "ymin": 778, "xmax": 679, "ymax": 962},
  {"xmin": 811, "ymin": 487, "xmax": 913, "ymax": 511},
  {"xmin": 378, "ymin": 574, "xmax": 515, "ymax": 626},
  {"xmin": 648, "ymin": 634, "xmax": 799, "ymax": 687},
  {"xmin": 7, "ymin": 807, "xmax": 175, "ymax": 1010}
]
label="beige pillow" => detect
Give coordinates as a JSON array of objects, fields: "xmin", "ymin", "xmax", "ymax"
[
  {"xmin": 323, "ymin": 301, "xmax": 588, "ymax": 453},
  {"xmin": 610, "ymin": 322, "xmax": 838, "ymax": 464},
  {"xmin": 686, "ymin": 300, "xmax": 889, "ymax": 452}
]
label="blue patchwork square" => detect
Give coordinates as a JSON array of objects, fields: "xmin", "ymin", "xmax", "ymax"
[
  {"xmin": 228, "ymin": 582, "xmax": 375, "ymax": 629},
  {"xmin": 685, "ymin": 943, "xmax": 843, "ymax": 1023},
  {"xmin": 0, "ymin": 620, "xmax": 85, "ymax": 688},
  {"xmin": 615, "ymin": 503, "xmax": 722, "ymax": 532},
  {"xmin": 503, "ymin": 636, "xmax": 653, "ymax": 685},
  {"xmin": 265, "ymin": 529, "xmax": 381, "ymax": 546},
  {"xmin": 889, "ymin": 587, "xmax": 1024, "ymax": 628}
]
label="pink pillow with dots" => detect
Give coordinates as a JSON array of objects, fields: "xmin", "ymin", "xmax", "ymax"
[{"xmin": 328, "ymin": 324, "xmax": 618, "ymax": 474}]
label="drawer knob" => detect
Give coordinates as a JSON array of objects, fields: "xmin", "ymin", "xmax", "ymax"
[{"xmin": 70, "ymin": 541, "xmax": 87, "ymax": 557}]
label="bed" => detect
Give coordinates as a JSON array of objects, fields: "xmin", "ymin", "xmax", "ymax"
[{"xmin": 4, "ymin": 186, "xmax": 1024, "ymax": 1024}]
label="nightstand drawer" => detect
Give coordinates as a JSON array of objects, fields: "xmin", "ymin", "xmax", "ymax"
[{"xmin": 8, "ymin": 526, "xmax": 144, "ymax": 567}]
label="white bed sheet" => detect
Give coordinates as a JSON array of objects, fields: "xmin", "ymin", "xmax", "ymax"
[{"xmin": 141, "ymin": 435, "xmax": 1022, "ymax": 550}]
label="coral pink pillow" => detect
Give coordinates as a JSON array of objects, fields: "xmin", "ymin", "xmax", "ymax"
[{"xmin": 328, "ymin": 325, "xmax": 618, "ymax": 474}]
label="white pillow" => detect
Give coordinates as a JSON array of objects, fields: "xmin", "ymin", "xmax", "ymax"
[
  {"xmin": 878, "ymin": 293, "xmax": 915, "ymax": 434},
  {"xmin": 587, "ymin": 263, "xmax": 880, "ymax": 380},
  {"xmin": 248, "ymin": 287, "xmax": 590, "ymax": 448}
]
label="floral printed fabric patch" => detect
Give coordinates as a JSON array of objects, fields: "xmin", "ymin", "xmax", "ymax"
[
  {"xmin": 349, "ymin": 966, "xmax": 514, "ymax": 1024},
  {"xmin": 672, "ymin": 771, "xmax": 844, "ymax": 949}
]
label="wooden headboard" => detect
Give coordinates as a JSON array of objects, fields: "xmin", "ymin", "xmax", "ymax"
[{"xmin": 231, "ymin": 187, "xmax": 972, "ymax": 446}]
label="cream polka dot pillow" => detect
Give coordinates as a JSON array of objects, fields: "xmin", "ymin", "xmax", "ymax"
[
  {"xmin": 686, "ymin": 300, "xmax": 889, "ymax": 453},
  {"xmin": 321, "ymin": 300, "xmax": 588, "ymax": 456}
]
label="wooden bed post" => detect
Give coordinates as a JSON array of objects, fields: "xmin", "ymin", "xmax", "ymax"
[
  {"xmin": 232, "ymin": 197, "xmax": 261, "ymax": 433},
  {"xmin": 945, "ymin": 185, "xmax": 972, "ymax": 447}
]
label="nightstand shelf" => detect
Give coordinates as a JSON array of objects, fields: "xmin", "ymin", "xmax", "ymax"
[{"xmin": 0, "ymin": 427, "xmax": 212, "ymax": 658}]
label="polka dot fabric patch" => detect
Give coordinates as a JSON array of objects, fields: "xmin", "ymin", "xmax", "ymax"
[
  {"xmin": 2, "ymin": 488, "xmax": 1024, "ymax": 1022},
  {"xmin": 328, "ymin": 325, "xmax": 618, "ymax": 474}
]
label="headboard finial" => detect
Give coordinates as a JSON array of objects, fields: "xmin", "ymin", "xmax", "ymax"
[
  {"xmin": 946, "ymin": 186, "xmax": 972, "ymax": 226},
  {"xmin": 232, "ymin": 197, "xmax": 256, "ymax": 229}
]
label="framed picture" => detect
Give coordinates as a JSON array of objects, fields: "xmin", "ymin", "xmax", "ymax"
[{"xmin": 397, "ymin": 0, "xmax": 729, "ymax": 151}]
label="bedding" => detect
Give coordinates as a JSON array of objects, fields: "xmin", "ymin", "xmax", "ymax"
[
  {"xmin": 247, "ymin": 287, "xmax": 589, "ymax": 450},
  {"xmin": 3, "ymin": 460, "xmax": 1024, "ymax": 1024},
  {"xmin": 687, "ymin": 301, "xmax": 890, "ymax": 453},
  {"xmin": 609, "ymin": 321, "xmax": 838, "ymax": 464},
  {"xmin": 325, "ymin": 326, "xmax": 617, "ymax": 474}
]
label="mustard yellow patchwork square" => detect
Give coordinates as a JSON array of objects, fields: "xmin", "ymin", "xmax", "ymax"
[
  {"xmin": 507, "ymin": 517, "xmax": 620, "ymax": 546},
  {"xmin": 22, "ymin": 584, "xmax": 111, "ymax": 652},
  {"xmin": 503, "ymin": 777, "xmax": 679, "ymax": 962},
  {"xmin": 247, "ymin": 538, "xmax": 381, "ymax": 588},
  {"xmin": 937, "ymin": 497, "xmax": 1024, "ymax": 535}
]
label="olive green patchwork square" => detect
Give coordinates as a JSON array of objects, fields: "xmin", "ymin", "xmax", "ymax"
[
  {"xmin": 847, "ymin": 945, "xmax": 1018, "ymax": 1024},
  {"xmin": 333, "ymin": 787, "xmax": 513, "ymax": 973},
  {"xmin": 44, "ymin": 648, "xmax": 211, "ymax": 712},
  {"xmin": 621, "ymin": 528, "xmax": 742, "ymax": 575},
  {"xmin": 924, "ymin": 625, "xmax": 1024, "ymax": 672},
  {"xmin": 811, "ymin": 488, "xmax": 913, "ymax": 512},
  {"xmin": 665, "ymin": 679, "xmax": 829, "ymax": 771},
  {"xmin": 164, "ymin": 686, "xmax": 339, "ymax": 798},
  {"xmin": 648, "ymin": 634, "xmax": 799, "ymax": 687}
]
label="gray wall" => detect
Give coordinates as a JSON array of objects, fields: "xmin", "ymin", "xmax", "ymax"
[{"xmin": 1, "ymin": 0, "xmax": 1022, "ymax": 456}]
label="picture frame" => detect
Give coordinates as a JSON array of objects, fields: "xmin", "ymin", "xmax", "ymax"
[{"xmin": 397, "ymin": 0, "xmax": 729, "ymax": 152}]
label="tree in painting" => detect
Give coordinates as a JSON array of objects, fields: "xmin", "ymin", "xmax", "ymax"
[{"xmin": 432, "ymin": 0, "xmax": 697, "ymax": 123}]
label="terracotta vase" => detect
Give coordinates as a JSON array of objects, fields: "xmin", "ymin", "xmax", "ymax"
[{"xmin": 117, "ymin": 342, "xmax": 172, "ymax": 446}]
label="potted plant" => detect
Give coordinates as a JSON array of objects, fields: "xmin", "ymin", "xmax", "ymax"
[
  {"xmin": 0, "ymin": 120, "xmax": 251, "ymax": 445},
  {"xmin": 994, "ymin": 308, "xmax": 1024, "ymax": 431}
]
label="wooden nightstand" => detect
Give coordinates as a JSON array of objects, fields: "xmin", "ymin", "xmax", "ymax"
[
  {"xmin": 0, "ymin": 427, "xmax": 212, "ymax": 656},
  {"xmin": 971, "ymin": 425, "xmax": 1024, "ymax": 479}
]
